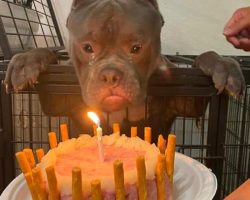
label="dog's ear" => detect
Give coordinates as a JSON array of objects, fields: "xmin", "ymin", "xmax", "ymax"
[
  {"xmin": 71, "ymin": 0, "xmax": 93, "ymax": 10},
  {"xmin": 71, "ymin": 0, "xmax": 83, "ymax": 10},
  {"xmin": 148, "ymin": 0, "xmax": 159, "ymax": 9},
  {"xmin": 147, "ymin": 0, "xmax": 165, "ymax": 26}
]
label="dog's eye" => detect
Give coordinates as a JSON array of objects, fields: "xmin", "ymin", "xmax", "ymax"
[
  {"xmin": 82, "ymin": 44, "xmax": 94, "ymax": 53},
  {"xmin": 130, "ymin": 44, "xmax": 142, "ymax": 54}
]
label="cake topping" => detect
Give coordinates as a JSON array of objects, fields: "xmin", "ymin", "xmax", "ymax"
[
  {"xmin": 15, "ymin": 123, "xmax": 176, "ymax": 200},
  {"xmin": 39, "ymin": 134, "xmax": 159, "ymax": 196}
]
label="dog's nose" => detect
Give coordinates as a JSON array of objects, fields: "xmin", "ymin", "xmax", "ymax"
[{"xmin": 99, "ymin": 68, "xmax": 123, "ymax": 86}]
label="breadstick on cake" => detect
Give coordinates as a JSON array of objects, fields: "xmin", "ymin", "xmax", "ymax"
[
  {"xmin": 93, "ymin": 124, "xmax": 98, "ymax": 136},
  {"xmin": 113, "ymin": 123, "xmax": 120, "ymax": 135},
  {"xmin": 32, "ymin": 167, "xmax": 47, "ymax": 200},
  {"xmin": 158, "ymin": 154, "xmax": 167, "ymax": 173},
  {"xmin": 91, "ymin": 179, "xmax": 102, "ymax": 200},
  {"xmin": 113, "ymin": 160, "xmax": 125, "ymax": 200},
  {"xmin": 136, "ymin": 156, "xmax": 147, "ymax": 200},
  {"xmin": 144, "ymin": 127, "xmax": 151, "ymax": 143},
  {"xmin": 24, "ymin": 172, "xmax": 39, "ymax": 200},
  {"xmin": 166, "ymin": 134, "xmax": 176, "ymax": 186},
  {"xmin": 46, "ymin": 166, "xmax": 60, "ymax": 200},
  {"xmin": 48, "ymin": 132, "xmax": 58, "ymax": 149},
  {"xmin": 157, "ymin": 135, "xmax": 166, "ymax": 154},
  {"xmin": 15, "ymin": 152, "xmax": 31, "ymax": 174},
  {"xmin": 60, "ymin": 123, "xmax": 69, "ymax": 141},
  {"xmin": 72, "ymin": 167, "xmax": 83, "ymax": 200},
  {"xmin": 130, "ymin": 126, "xmax": 137, "ymax": 137},
  {"xmin": 23, "ymin": 148, "xmax": 36, "ymax": 169},
  {"xmin": 156, "ymin": 154, "xmax": 167, "ymax": 200},
  {"xmin": 36, "ymin": 148, "xmax": 45, "ymax": 163}
]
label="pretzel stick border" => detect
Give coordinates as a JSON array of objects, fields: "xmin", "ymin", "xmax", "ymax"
[
  {"xmin": 157, "ymin": 134, "xmax": 166, "ymax": 154},
  {"xmin": 46, "ymin": 165, "xmax": 60, "ymax": 200},
  {"xmin": 166, "ymin": 134, "xmax": 176, "ymax": 186},
  {"xmin": 144, "ymin": 127, "xmax": 152, "ymax": 143},
  {"xmin": 156, "ymin": 154, "xmax": 167, "ymax": 200},
  {"xmin": 24, "ymin": 172, "xmax": 39, "ymax": 200},
  {"xmin": 72, "ymin": 167, "xmax": 83, "ymax": 200},
  {"xmin": 131, "ymin": 126, "xmax": 137, "ymax": 137},
  {"xmin": 113, "ymin": 160, "xmax": 125, "ymax": 200},
  {"xmin": 60, "ymin": 123, "xmax": 69, "ymax": 141},
  {"xmin": 36, "ymin": 148, "xmax": 45, "ymax": 163},
  {"xmin": 32, "ymin": 167, "xmax": 47, "ymax": 200},
  {"xmin": 113, "ymin": 123, "xmax": 120, "ymax": 135},
  {"xmin": 48, "ymin": 131, "xmax": 58, "ymax": 149},
  {"xmin": 15, "ymin": 151, "xmax": 31, "ymax": 174},
  {"xmin": 23, "ymin": 148, "xmax": 36, "ymax": 169},
  {"xmin": 136, "ymin": 156, "xmax": 147, "ymax": 200},
  {"xmin": 91, "ymin": 179, "xmax": 102, "ymax": 200}
]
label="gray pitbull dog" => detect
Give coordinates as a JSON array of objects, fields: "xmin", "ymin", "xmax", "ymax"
[{"xmin": 4, "ymin": 0, "xmax": 245, "ymax": 142}]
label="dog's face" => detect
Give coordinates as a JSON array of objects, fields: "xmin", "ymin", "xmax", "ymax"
[{"xmin": 67, "ymin": 0, "xmax": 162, "ymax": 112}]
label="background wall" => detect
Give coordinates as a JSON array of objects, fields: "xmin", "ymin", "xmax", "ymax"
[{"xmin": 51, "ymin": 0, "xmax": 250, "ymax": 56}]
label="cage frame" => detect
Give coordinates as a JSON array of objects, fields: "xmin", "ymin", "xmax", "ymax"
[{"xmin": 0, "ymin": 0, "xmax": 250, "ymax": 199}]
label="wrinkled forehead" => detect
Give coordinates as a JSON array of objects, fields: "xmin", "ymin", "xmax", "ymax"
[{"xmin": 67, "ymin": 0, "xmax": 162, "ymax": 41}]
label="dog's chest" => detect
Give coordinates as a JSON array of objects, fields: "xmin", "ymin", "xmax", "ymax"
[{"xmin": 102, "ymin": 102, "xmax": 146, "ymax": 128}]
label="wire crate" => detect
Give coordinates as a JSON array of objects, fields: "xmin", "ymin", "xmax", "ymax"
[
  {"xmin": 0, "ymin": 0, "xmax": 63, "ymax": 59},
  {"xmin": 0, "ymin": 0, "xmax": 250, "ymax": 199}
]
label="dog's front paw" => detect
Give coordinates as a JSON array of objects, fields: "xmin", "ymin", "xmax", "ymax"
[
  {"xmin": 194, "ymin": 51, "xmax": 245, "ymax": 98},
  {"xmin": 4, "ymin": 48, "xmax": 57, "ymax": 93}
]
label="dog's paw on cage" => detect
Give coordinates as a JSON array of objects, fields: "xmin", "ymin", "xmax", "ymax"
[
  {"xmin": 3, "ymin": 48, "xmax": 58, "ymax": 93},
  {"xmin": 194, "ymin": 51, "xmax": 246, "ymax": 99}
]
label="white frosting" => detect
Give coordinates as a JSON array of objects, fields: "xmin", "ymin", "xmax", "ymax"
[{"xmin": 39, "ymin": 134, "xmax": 160, "ymax": 197}]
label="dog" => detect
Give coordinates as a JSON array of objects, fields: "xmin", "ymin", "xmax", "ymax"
[{"xmin": 4, "ymin": 0, "xmax": 245, "ymax": 142}]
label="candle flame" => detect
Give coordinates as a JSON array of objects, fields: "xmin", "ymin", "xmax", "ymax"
[{"xmin": 87, "ymin": 112, "xmax": 100, "ymax": 126}]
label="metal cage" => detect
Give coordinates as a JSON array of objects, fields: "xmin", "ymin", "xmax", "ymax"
[{"xmin": 0, "ymin": 0, "xmax": 250, "ymax": 199}]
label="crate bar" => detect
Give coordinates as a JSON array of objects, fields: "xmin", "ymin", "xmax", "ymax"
[
  {"xmin": 46, "ymin": 0, "xmax": 64, "ymax": 46},
  {"xmin": 0, "ymin": 84, "xmax": 15, "ymax": 192},
  {"xmin": 40, "ymin": 0, "xmax": 57, "ymax": 47},
  {"xmin": 3, "ymin": 32, "xmax": 59, "ymax": 38},
  {"xmin": 148, "ymin": 87, "xmax": 217, "ymax": 96},
  {"xmin": 0, "ymin": 13, "xmax": 57, "ymax": 29},
  {"xmin": 32, "ymin": 1, "xmax": 49, "ymax": 47},
  {"xmin": 0, "ymin": 118, "xmax": 4, "ymax": 191},
  {"xmin": 23, "ymin": 5, "xmax": 38, "ymax": 48},
  {"xmin": 0, "ymin": 17, "xmax": 12, "ymax": 59},
  {"xmin": 166, "ymin": 55, "xmax": 194, "ymax": 65},
  {"xmin": 35, "ymin": 84, "xmax": 80, "ymax": 94},
  {"xmin": 237, "ymin": 92, "xmax": 248, "ymax": 185},
  {"xmin": 35, "ymin": 84, "xmax": 217, "ymax": 96},
  {"xmin": 207, "ymin": 93, "xmax": 229, "ymax": 199},
  {"xmin": 6, "ymin": 2, "xmax": 25, "ymax": 50},
  {"xmin": 242, "ymin": 67, "xmax": 250, "ymax": 84},
  {"xmin": 38, "ymin": 74, "xmax": 78, "ymax": 84}
]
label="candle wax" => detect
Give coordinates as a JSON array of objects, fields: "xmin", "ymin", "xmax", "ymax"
[{"xmin": 97, "ymin": 126, "xmax": 104, "ymax": 162}]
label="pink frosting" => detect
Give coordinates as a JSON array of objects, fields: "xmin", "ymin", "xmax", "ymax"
[
  {"xmin": 55, "ymin": 144, "xmax": 145, "ymax": 177},
  {"xmin": 41, "ymin": 134, "xmax": 173, "ymax": 199},
  {"xmin": 59, "ymin": 179, "xmax": 173, "ymax": 200}
]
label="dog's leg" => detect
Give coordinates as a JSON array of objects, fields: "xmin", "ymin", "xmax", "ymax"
[
  {"xmin": 4, "ymin": 48, "xmax": 57, "ymax": 93},
  {"xmin": 194, "ymin": 51, "xmax": 245, "ymax": 98},
  {"xmin": 154, "ymin": 53, "xmax": 245, "ymax": 139}
]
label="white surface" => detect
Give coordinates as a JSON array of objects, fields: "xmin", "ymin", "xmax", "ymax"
[
  {"xmin": 158, "ymin": 0, "xmax": 250, "ymax": 55},
  {"xmin": 173, "ymin": 153, "xmax": 217, "ymax": 200},
  {"xmin": 0, "ymin": 153, "xmax": 217, "ymax": 200},
  {"xmin": 51, "ymin": 0, "xmax": 250, "ymax": 55}
]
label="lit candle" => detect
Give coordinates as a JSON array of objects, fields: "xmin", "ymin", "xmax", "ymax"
[{"xmin": 87, "ymin": 112, "xmax": 104, "ymax": 162}]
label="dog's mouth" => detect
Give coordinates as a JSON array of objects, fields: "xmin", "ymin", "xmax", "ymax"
[
  {"xmin": 101, "ymin": 94, "xmax": 129, "ymax": 112},
  {"xmin": 81, "ymin": 64, "xmax": 143, "ymax": 112}
]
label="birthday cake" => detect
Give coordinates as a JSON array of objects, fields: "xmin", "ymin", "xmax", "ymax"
[
  {"xmin": 15, "ymin": 122, "xmax": 175, "ymax": 200},
  {"xmin": 41, "ymin": 133, "xmax": 173, "ymax": 199}
]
